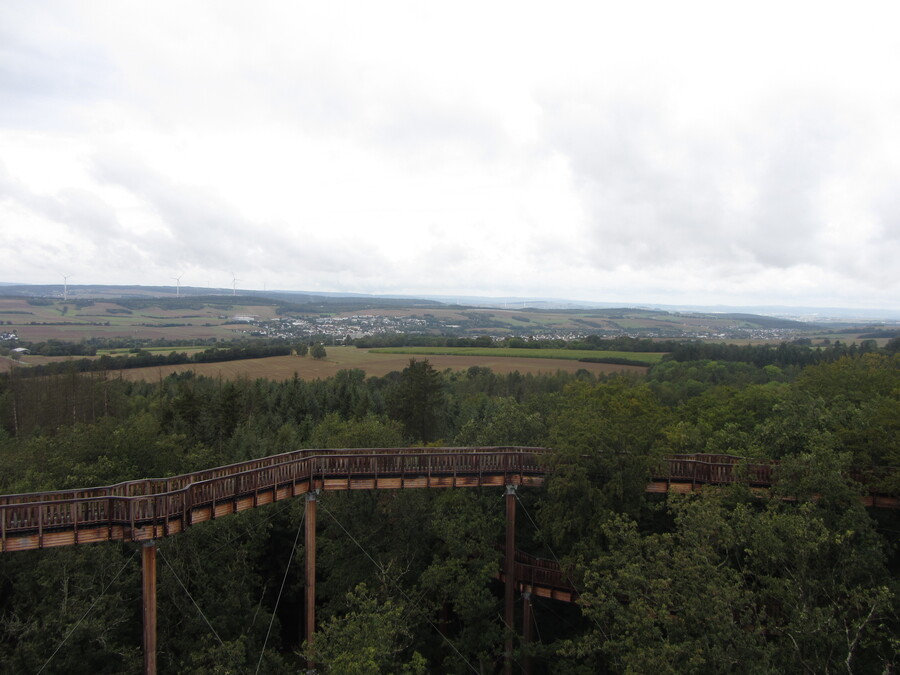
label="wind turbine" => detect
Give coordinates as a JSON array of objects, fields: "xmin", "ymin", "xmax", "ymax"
[
  {"xmin": 172, "ymin": 273, "xmax": 184, "ymax": 298},
  {"xmin": 61, "ymin": 274, "xmax": 72, "ymax": 301},
  {"xmin": 231, "ymin": 272, "xmax": 240, "ymax": 297}
]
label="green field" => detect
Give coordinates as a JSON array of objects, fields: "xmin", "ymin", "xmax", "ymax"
[{"xmin": 368, "ymin": 346, "xmax": 666, "ymax": 365}]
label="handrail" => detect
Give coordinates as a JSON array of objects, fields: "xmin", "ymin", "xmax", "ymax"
[
  {"xmin": 0, "ymin": 448, "xmax": 549, "ymax": 547},
  {"xmin": 0, "ymin": 446, "xmax": 549, "ymax": 506},
  {"xmin": 1, "ymin": 449, "xmax": 896, "ymax": 553}
]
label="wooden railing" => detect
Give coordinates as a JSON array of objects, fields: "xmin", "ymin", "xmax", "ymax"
[
  {"xmin": 512, "ymin": 549, "xmax": 575, "ymax": 595},
  {"xmin": 0, "ymin": 447, "xmax": 548, "ymax": 550},
  {"xmin": 1, "ymin": 449, "xmax": 896, "ymax": 553},
  {"xmin": 656, "ymin": 454, "xmax": 775, "ymax": 485}
]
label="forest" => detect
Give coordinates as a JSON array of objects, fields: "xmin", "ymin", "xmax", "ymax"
[{"xmin": 0, "ymin": 346, "xmax": 897, "ymax": 673}]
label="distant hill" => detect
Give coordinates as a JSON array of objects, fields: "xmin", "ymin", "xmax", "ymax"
[{"xmin": 1, "ymin": 283, "xmax": 897, "ymax": 325}]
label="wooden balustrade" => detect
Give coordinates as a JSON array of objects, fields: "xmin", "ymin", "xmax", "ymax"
[
  {"xmin": 1, "ymin": 449, "xmax": 895, "ymax": 553},
  {"xmin": 0, "ymin": 448, "xmax": 550, "ymax": 550}
]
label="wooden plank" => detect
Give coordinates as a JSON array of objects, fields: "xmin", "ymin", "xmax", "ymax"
[
  {"xmin": 350, "ymin": 479, "xmax": 376, "ymax": 490},
  {"xmin": 132, "ymin": 526, "xmax": 154, "ymax": 541},
  {"xmin": 42, "ymin": 531, "xmax": 76, "ymax": 548},
  {"xmin": 551, "ymin": 589, "xmax": 575, "ymax": 603},
  {"xmin": 192, "ymin": 507, "xmax": 212, "ymax": 524},
  {"xmin": 235, "ymin": 497, "xmax": 254, "ymax": 512},
  {"xmin": 5, "ymin": 535, "xmax": 40, "ymax": 551},
  {"xmin": 324, "ymin": 479, "xmax": 348, "ymax": 491},
  {"xmin": 376, "ymin": 478, "xmax": 402, "ymax": 490},
  {"xmin": 256, "ymin": 490, "xmax": 274, "ymax": 505},
  {"xmin": 214, "ymin": 503, "xmax": 232, "ymax": 519},
  {"xmin": 79, "ymin": 528, "xmax": 113, "ymax": 544}
]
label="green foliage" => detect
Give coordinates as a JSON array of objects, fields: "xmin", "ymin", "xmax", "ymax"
[
  {"xmin": 310, "ymin": 343, "xmax": 327, "ymax": 359},
  {"xmin": 309, "ymin": 412, "xmax": 405, "ymax": 449},
  {"xmin": 540, "ymin": 379, "xmax": 670, "ymax": 555},
  {"xmin": 564, "ymin": 491, "xmax": 897, "ymax": 674},
  {"xmin": 0, "ymin": 545, "xmax": 141, "ymax": 674},
  {"xmin": 386, "ymin": 359, "xmax": 446, "ymax": 442},
  {"xmin": 303, "ymin": 583, "xmax": 425, "ymax": 674},
  {"xmin": 454, "ymin": 396, "xmax": 546, "ymax": 446},
  {"xmin": 417, "ymin": 490, "xmax": 505, "ymax": 672},
  {"xmin": 0, "ymin": 351, "xmax": 897, "ymax": 672}
]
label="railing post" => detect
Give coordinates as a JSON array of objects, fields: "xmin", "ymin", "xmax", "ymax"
[
  {"xmin": 522, "ymin": 590, "xmax": 534, "ymax": 675},
  {"xmin": 305, "ymin": 490, "xmax": 317, "ymax": 669},
  {"xmin": 142, "ymin": 541, "xmax": 157, "ymax": 675},
  {"xmin": 504, "ymin": 484, "xmax": 517, "ymax": 675}
]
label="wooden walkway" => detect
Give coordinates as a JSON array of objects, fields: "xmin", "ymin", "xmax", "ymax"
[
  {"xmin": 1, "ymin": 448, "xmax": 896, "ymax": 554},
  {"xmin": 0, "ymin": 447, "xmax": 546, "ymax": 552}
]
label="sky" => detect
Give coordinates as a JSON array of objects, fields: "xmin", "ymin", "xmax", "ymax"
[{"xmin": 1, "ymin": 1, "xmax": 899, "ymax": 310}]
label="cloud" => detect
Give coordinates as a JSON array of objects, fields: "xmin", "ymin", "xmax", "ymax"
[
  {"xmin": 1, "ymin": 2, "xmax": 899, "ymax": 309},
  {"xmin": 0, "ymin": 3, "xmax": 117, "ymax": 130},
  {"xmin": 537, "ymin": 86, "xmax": 899, "ymax": 304},
  {"xmin": 88, "ymin": 147, "xmax": 389, "ymax": 281}
]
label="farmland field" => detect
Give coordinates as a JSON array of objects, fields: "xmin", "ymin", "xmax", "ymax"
[
  {"xmin": 367, "ymin": 346, "xmax": 666, "ymax": 365},
  {"xmin": 0, "ymin": 297, "xmax": 272, "ymax": 341},
  {"xmin": 107, "ymin": 346, "xmax": 650, "ymax": 382}
]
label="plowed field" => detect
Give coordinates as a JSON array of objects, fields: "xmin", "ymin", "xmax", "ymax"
[{"xmin": 109, "ymin": 347, "xmax": 648, "ymax": 381}]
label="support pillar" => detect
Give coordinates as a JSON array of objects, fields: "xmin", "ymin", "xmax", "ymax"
[
  {"xmin": 522, "ymin": 591, "xmax": 534, "ymax": 675},
  {"xmin": 305, "ymin": 491, "xmax": 317, "ymax": 666},
  {"xmin": 504, "ymin": 484, "xmax": 516, "ymax": 675},
  {"xmin": 142, "ymin": 541, "xmax": 157, "ymax": 675}
]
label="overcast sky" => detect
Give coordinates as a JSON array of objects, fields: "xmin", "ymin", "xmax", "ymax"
[{"xmin": 2, "ymin": 1, "xmax": 898, "ymax": 309}]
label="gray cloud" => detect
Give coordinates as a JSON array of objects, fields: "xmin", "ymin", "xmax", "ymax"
[
  {"xmin": 0, "ymin": 161, "xmax": 123, "ymax": 245},
  {"xmin": 89, "ymin": 148, "xmax": 386, "ymax": 279},
  {"xmin": 2, "ymin": 3, "xmax": 898, "ymax": 308},
  {"xmin": 538, "ymin": 91, "xmax": 885, "ymax": 287},
  {"xmin": 0, "ymin": 4, "xmax": 117, "ymax": 130}
]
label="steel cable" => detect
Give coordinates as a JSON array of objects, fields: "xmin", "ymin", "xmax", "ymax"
[
  {"xmin": 254, "ymin": 507, "xmax": 305, "ymax": 674},
  {"xmin": 320, "ymin": 499, "xmax": 482, "ymax": 675},
  {"xmin": 37, "ymin": 549, "xmax": 138, "ymax": 675}
]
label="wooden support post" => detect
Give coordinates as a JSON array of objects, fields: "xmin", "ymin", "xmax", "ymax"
[
  {"xmin": 522, "ymin": 591, "xmax": 533, "ymax": 675},
  {"xmin": 504, "ymin": 484, "xmax": 516, "ymax": 675},
  {"xmin": 305, "ymin": 491, "xmax": 317, "ymax": 667},
  {"xmin": 142, "ymin": 541, "xmax": 157, "ymax": 675}
]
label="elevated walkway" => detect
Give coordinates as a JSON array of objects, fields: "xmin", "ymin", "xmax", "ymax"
[{"xmin": 1, "ymin": 448, "xmax": 895, "ymax": 553}]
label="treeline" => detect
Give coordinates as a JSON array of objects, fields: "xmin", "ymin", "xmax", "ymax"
[
  {"xmin": 6, "ymin": 336, "xmax": 228, "ymax": 357},
  {"xmin": 353, "ymin": 333, "xmax": 679, "ymax": 351},
  {"xmin": 353, "ymin": 332, "xmax": 895, "ymax": 368},
  {"xmin": 0, "ymin": 353, "xmax": 897, "ymax": 672},
  {"xmin": 664, "ymin": 338, "xmax": 881, "ymax": 366},
  {"xmin": 4, "ymin": 342, "xmax": 293, "ymax": 379}
]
